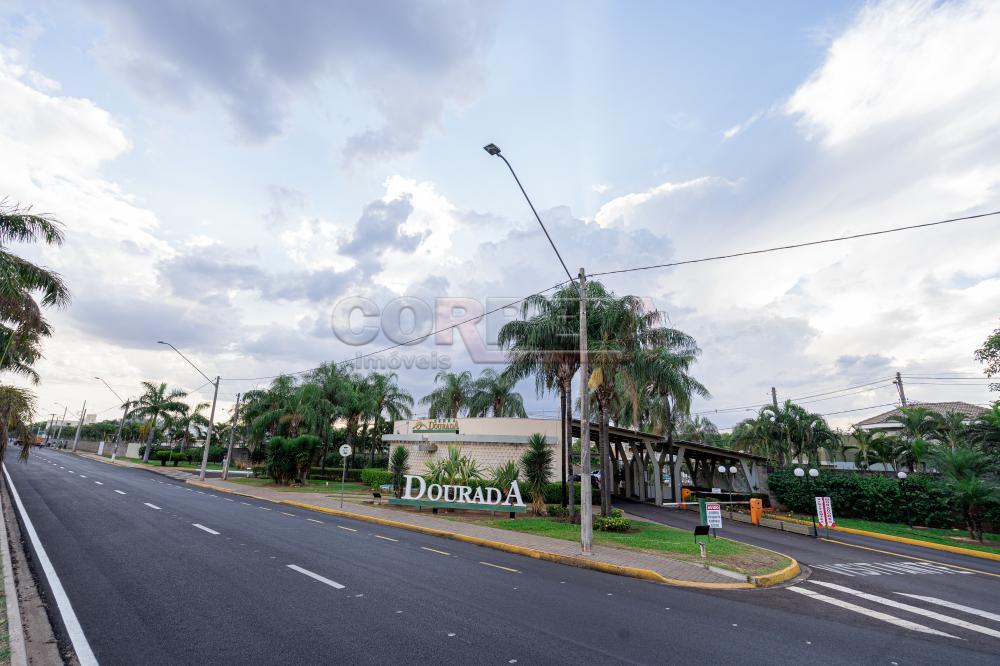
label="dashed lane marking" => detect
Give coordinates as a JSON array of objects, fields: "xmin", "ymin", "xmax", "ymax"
[
  {"xmin": 143, "ymin": 503, "xmax": 162, "ymax": 510},
  {"xmin": 94, "ymin": 481, "xmax": 103, "ymax": 485},
  {"xmin": 280, "ymin": 512, "xmax": 296, "ymax": 517},
  {"xmin": 113, "ymin": 490, "xmax": 127, "ymax": 495},
  {"xmin": 479, "ymin": 562, "xmax": 520, "ymax": 573},
  {"xmin": 809, "ymin": 581, "xmax": 1000, "ymax": 639},
  {"xmin": 192, "ymin": 523, "xmax": 220, "ymax": 535},
  {"xmin": 788, "ymin": 586, "xmax": 956, "ymax": 638},
  {"xmin": 286, "ymin": 565, "xmax": 345, "ymax": 589},
  {"xmin": 78, "ymin": 475, "xmax": 87, "ymax": 478},
  {"xmin": 421, "ymin": 546, "xmax": 450, "ymax": 556},
  {"xmin": 306, "ymin": 518, "xmax": 324, "ymax": 524},
  {"xmin": 374, "ymin": 535, "xmax": 398, "ymax": 542},
  {"xmin": 337, "ymin": 526, "xmax": 357, "ymax": 532}
]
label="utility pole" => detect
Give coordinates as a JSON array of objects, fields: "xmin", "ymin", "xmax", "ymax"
[
  {"xmin": 578, "ymin": 268, "xmax": 592, "ymax": 554},
  {"xmin": 894, "ymin": 372, "xmax": 907, "ymax": 407},
  {"xmin": 111, "ymin": 400, "xmax": 130, "ymax": 461},
  {"xmin": 71, "ymin": 401, "xmax": 87, "ymax": 452},
  {"xmin": 771, "ymin": 387, "xmax": 779, "ymax": 409},
  {"xmin": 43, "ymin": 413, "xmax": 55, "ymax": 445},
  {"xmin": 221, "ymin": 392, "xmax": 241, "ymax": 481},
  {"xmin": 199, "ymin": 376, "xmax": 220, "ymax": 482},
  {"xmin": 53, "ymin": 405, "xmax": 68, "ymax": 446}
]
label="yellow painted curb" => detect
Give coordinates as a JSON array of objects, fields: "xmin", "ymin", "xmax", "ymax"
[
  {"xmin": 766, "ymin": 513, "xmax": 1000, "ymax": 562},
  {"xmin": 185, "ymin": 480, "xmax": 755, "ymax": 589},
  {"xmin": 750, "ymin": 557, "xmax": 800, "ymax": 587}
]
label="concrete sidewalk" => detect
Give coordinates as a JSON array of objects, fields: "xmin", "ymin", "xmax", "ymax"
[{"xmin": 76, "ymin": 452, "xmax": 793, "ymax": 588}]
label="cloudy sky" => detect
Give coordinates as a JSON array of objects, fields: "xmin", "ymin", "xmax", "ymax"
[{"xmin": 3, "ymin": 0, "xmax": 999, "ymax": 430}]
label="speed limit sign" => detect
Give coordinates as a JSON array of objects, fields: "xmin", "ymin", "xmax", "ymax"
[{"xmin": 339, "ymin": 444, "xmax": 352, "ymax": 457}]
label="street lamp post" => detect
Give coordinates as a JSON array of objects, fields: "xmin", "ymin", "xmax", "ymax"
[
  {"xmin": 157, "ymin": 341, "xmax": 220, "ymax": 482},
  {"xmin": 96, "ymin": 377, "xmax": 131, "ymax": 462},
  {"xmin": 897, "ymin": 471, "xmax": 912, "ymax": 528},
  {"xmin": 484, "ymin": 142, "xmax": 593, "ymax": 553},
  {"xmin": 794, "ymin": 467, "xmax": 820, "ymax": 538}
]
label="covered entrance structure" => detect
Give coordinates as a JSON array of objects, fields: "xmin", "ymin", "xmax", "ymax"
[{"xmin": 570, "ymin": 419, "xmax": 768, "ymax": 505}]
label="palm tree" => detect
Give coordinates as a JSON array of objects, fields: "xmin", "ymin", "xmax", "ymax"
[
  {"xmin": 890, "ymin": 406, "xmax": 940, "ymax": 472},
  {"xmin": 0, "ymin": 385, "xmax": 35, "ymax": 462},
  {"xmin": 133, "ymin": 381, "xmax": 189, "ymax": 462},
  {"xmin": 425, "ymin": 444, "xmax": 483, "ymax": 485},
  {"xmin": 367, "ymin": 372, "xmax": 413, "ymax": 464},
  {"xmin": 170, "ymin": 401, "xmax": 210, "ymax": 450},
  {"xmin": 468, "ymin": 368, "xmax": 527, "ymax": 417},
  {"xmin": 389, "ymin": 445, "xmax": 410, "ymax": 497},
  {"xmin": 420, "ymin": 370, "xmax": 474, "ymax": 418},
  {"xmin": 932, "ymin": 447, "xmax": 995, "ymax": 542},
  {"xmin": 521, "ymin": 433, "xmax": 553, "ymax": 515},
  {"xmin": 843, "ymin": 428, "xmax": 883, "ymax": 469}
]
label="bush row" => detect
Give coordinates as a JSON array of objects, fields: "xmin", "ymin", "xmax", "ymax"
[{"xmin": 768, "ymin": 468, "xmax": 1000, "ymax": 528}]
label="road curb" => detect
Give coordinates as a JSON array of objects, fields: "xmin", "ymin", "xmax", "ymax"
[
  {"xmin": 749, "ymin": 556, "xmax": 800, "ymax": 588},
  {"xmin": 769, "ymin": 513, "xmax": 1000, "ymax": 562},
  {"xmin": 0, "ymin": 473, "xmax": 28, "ymax": 666},
  {"xmin": 184, "ymin": 480, "xmax": 760, "ymax": 589}
]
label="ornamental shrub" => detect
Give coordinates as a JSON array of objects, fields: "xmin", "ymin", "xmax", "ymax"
[
  {"xmin": 361, "ymin": 468, "xmax": 394, "ymax": 490},
  {"xmin": 594, "ymin": 515, "xmax": 631, "ymax": 532},
  {"xmin": 154, "ymin": 450, "xmax": 171, "ymax": 466},
  {"xmin": 169, "ymin": 451, "xmax": 185, "ymax": 466}
]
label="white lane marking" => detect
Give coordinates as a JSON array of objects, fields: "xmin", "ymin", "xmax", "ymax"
[
  {"xmin": 143, "ymin": 503, "xmax": 162, "ymax": 510},
  {"xmin": 788, "ymin": 587, "xmax": 956, "ymax": 638},
  {"xmin": 94, "ymin": 481, "xmax": 103, "ymax": 485},
  {"xmin": 306, "ymin": 518, "xmax": 324, "ymax": 524},
  {"xmin": 896, "ymin": 594, "xmax": 1000, "ymax": 623},
  {"xmin": 421, "ymin": 546, "xmax": 450, "ymax": 556},
  {"xmin": 809, "ymin": 581, "xmax": 1000, "ymax": 639},
  {"xmin": 374, "ymin": 535, "xmax": 398, "ymax": 542},
  {"xmin": 239, "ymin": 502, "xmax": 252, "ymax": 506},
  {"xmin": 224, "ymin": 498, "xmax": 234, "ymax": 502},
  {"xmin": 480, "ymin": 561, "xmax": 520, "ymax": 573},
  {"xmin": 67, "ymin": 470, "xmax": 74, "ymax": 474},
  {"xmin": 113, "ymin": 490, "xmax": 127, "ymax": 495},
  {"xmin": 812, "ymin": 561, "xmax": 967, "ymax": 577},
  {"xmin": 192, "ymin": 523, "xmax": 220, "ymax": 535},
  {"xmin": 280, "ymin": 512, "xmax": 296, "ymax": 517},
  {"xmin": 3, "ymin": 466, "xmax": 99, "ymax": 665},
  {"xmin": 58, "ymin": 466, "xmax": 64, "ymax": 469},
  {"xmin": 337, "ymin": 525, "xmax": 357, "ymax": 532},
  {"xmin": 286, "ymin": 564, "xmax": 345, "ymax": 589},
  {"xmin": 78, "ymin": 475, "xmax": 87, "ymax": 479}
]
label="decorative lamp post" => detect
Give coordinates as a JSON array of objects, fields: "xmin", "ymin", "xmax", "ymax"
[
  {"xmin": 794, "ymin": 467, "xmax": 820, "ymax": 537},
  {"xmin": 897, "ymin": 471, "xmax": 912, "ymax": 528}
]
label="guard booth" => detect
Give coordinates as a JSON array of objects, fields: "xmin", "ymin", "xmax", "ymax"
[{"xmin": 570, "ymin": 419, "xmax": 769, "ymax": 505}]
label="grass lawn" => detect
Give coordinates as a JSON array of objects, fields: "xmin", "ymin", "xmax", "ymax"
[
  {"xmin": 482, "ymin": 516, "xmax": 790, "ymax": 576},
  {"xmin": 121, "ymin": 456, "xmax": 226, "ymax": 471},
  {"xmin": 228, "ymin": 477, "xmax": 372, "ymax": 495},
  {"xmin": 772, "ymin": 511, "xmax": 1000, "ymax": 555}
]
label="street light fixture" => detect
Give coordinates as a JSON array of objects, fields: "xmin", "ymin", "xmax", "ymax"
[
  {"xmin": 897, "ymin": 470, "xmax": 912, "ymax": 528},
  {"xmin": 794, "ymin": 467, "xmax": 821, "ymax": 537},
  {"xmin": 156, "ymin": 341, "xmax": 220, "ymax": 482},
  {"xmin": 95, "ymin": 377, "xmax": 131, "ymax": 462}
]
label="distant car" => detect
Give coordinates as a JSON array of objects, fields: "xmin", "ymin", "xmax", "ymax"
[{"xmin": 570, "ymin": 472, "xmax": 601, "ymax": 490}]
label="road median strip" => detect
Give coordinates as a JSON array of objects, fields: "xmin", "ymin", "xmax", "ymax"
[{"xmin": 183, "ymin": 479, "xmax": 794, "ymax": 589}]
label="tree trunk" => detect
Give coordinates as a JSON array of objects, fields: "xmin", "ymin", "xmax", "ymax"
[
  {"xmin": 142, "ymin": 414, "xmax": 156, "ymax": 463},
  {"xmin": 559, "ymin": 386, "xmax": 567, "ymax": 509},
  {"xmin": 564, "ymin": 375, "xmax": 575, "ymax": 521},
  {"xmin": 598, "ymin": 399, "xmax": 611, "ymax": 517}
]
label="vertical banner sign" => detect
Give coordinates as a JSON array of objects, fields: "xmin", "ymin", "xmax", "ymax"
[
  {"xmin": 705, "ymin": 502, "xmax": 723, "ymax": 529},
  {"xmin": 815, "ymin": 497, "xmax": 827, "ymax": 528},
  {"xmin": 822, "ymin": 496, "xmax": 835, "ymax": 528}
]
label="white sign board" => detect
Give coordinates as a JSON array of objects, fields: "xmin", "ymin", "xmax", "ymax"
[
  {"xmin": 705, "ymin": 502, "xmax": 722, "ymax": 529},
  {"xmin": 818, "ymin": 496, "xmax": 835, "ymax": 528},
  {"xmin": 339, "ymin": 444, "xmax": 352, "ymax": 457}
]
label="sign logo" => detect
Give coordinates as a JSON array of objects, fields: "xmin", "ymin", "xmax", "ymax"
[
  {"xmin": 705, "ymin": 502, "xmax": 723, "ymax": 529},
  {"xmin": 400, "ymin": 475, "xmax": 524, "ymax": 507},
  {"xmin": 413, "ymin": 419, "xmax": 459, "ymax": 434}
]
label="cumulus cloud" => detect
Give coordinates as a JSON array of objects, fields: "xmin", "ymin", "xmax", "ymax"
[{"xmin": 87, "ymin": 0, "xmax": 501, "ymax": 161}]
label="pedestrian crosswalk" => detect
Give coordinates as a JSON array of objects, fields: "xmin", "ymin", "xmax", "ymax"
[
  {"xmin": 811, "ymin": 560, "xmax": 971, "ymax": 577},
  {"xmin": 789, "ymin": 580, "xmax": 1000, "ymax": 641}
]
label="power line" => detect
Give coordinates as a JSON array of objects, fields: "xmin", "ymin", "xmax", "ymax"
[
  {"xmin": 589, "ymin": 210, "xmax": 1000, "ymax": 278},
  {"xmin": 788, "ymin": 377, "xmax": 894, "ymax": 401},
  {"xmin": 797, "ymin": 383, "xmax": 896, "ymax": 405},
  {"xmin": 818, "ymin": 402, "xmax": 899, "ymax": 417},
  {"xmin": 221, "ymin": 278, "xmax": 575, "ymax": 383}
]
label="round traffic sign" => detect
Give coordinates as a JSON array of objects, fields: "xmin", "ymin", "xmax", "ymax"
[{"xmin": 339, "ymin": 444, "xmax": 352, "ymax": 457}]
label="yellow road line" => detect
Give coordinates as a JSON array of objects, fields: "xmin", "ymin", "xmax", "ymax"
[
  {"xmin": 480, "ymin": 561, "xmax": 520, "ymax": 573},
  {"xmin": 421, "ymin": 546, "xmax": 450, "ymax": 556},
  {"xmin": 818, "ymin": 538, "xmax": 1000, "ymax": 578}
]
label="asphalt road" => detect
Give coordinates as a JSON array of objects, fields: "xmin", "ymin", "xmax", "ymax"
[{"xmin": 4, "ymin": 449, "xmax": 999, "ymax": 665}]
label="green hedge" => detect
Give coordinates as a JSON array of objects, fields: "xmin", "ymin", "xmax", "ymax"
[
  {"xmin": 361, "ymin": 468, "xmax": 394, "ymax": 489},
  {"xmin": 768, "ymin": 469, "xmax": 970, "ymax": 528}
]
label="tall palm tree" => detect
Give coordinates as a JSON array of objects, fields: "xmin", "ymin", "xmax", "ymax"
[
  {"xmin": 468, "ymin": 368, "xmax": 527, "ymax": 417},
  {"xmin": 133, "ymin": 381, "xmax": 189, "ymax": 462},
  {"xmin": 890, "ymin": 406, "xmax": 939, "ymax": 472},
  {"xmin": 934, "ymin": 411, "xmax": 969, "ymax": 450},
  {"xmin": 420, "ymin": 370, "xmax": 474, "ymax": 418},
  {"xmin": 843, "ymin": 428, "xmax": 884, "ymax": 469},
  {"xmin": 932, "ymin": 447, "xmax": 995, "ymax": 542},
  {"xmin": 367, "ymin": 371, "xmax": 414, "ymax": 464},
  {"xmin": 170, "ymin": 401, "xmax": 210, "ymax": 450}
]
